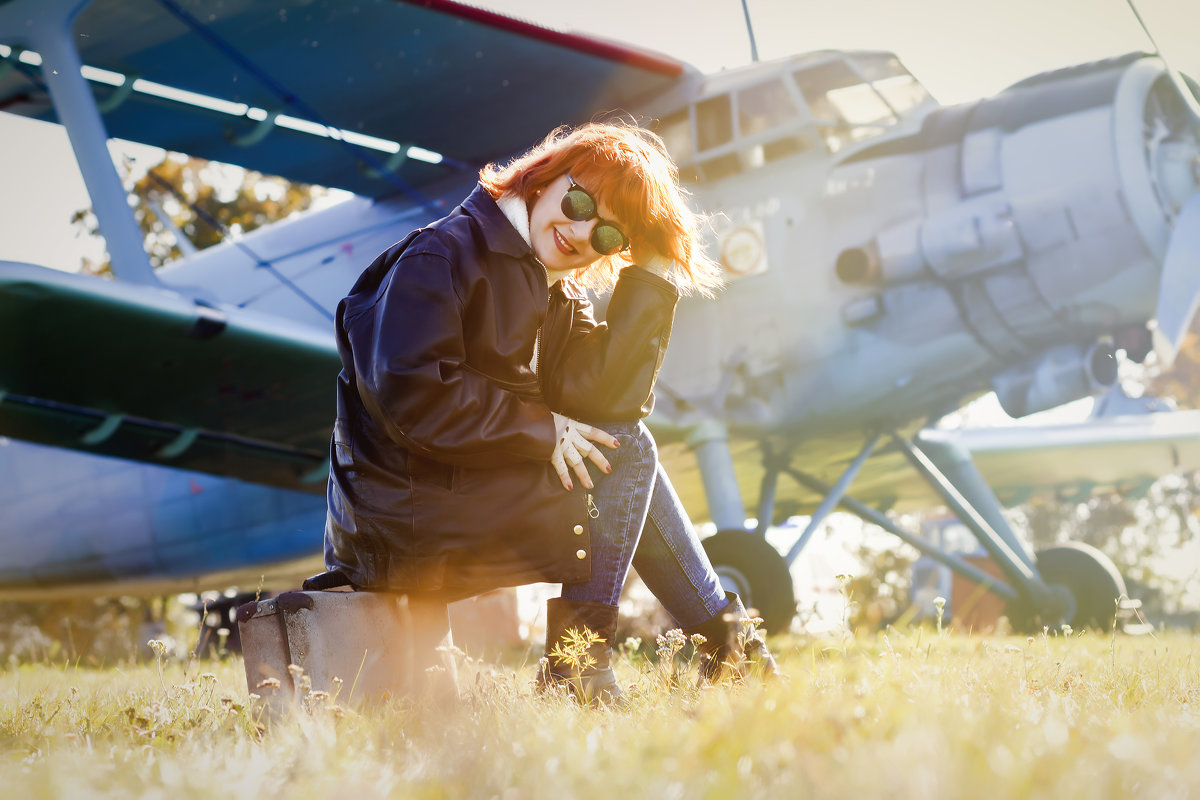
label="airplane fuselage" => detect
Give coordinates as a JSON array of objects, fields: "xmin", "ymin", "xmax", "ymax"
[
  {"xmin": 1, "ymin": 43, "xmax": 1196, "ymax": 596},
  {"xmin": 0, "ymin": 437, "xmax": 324, "ymax": 598}
]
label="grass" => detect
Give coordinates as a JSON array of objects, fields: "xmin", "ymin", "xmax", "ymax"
[{"xmin": 2, "ymin": 627, "xmax": 1200, "ymax": 799}]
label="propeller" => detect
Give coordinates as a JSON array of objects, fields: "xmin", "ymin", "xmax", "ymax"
[
  {"xmin": 1152, "ymin": 191, "xmax": 1200, "ymax": 368},
  {"xmin": 1125, "ymin": 2, "xmax": 1200, "ymax": 367},
  {"xmin": 1125, "ymin": 0, "xmax": 1200, "ymax": 121}
]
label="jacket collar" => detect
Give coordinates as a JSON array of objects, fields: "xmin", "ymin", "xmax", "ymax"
[
  {"xmin": 461, "ymin": 184, "xmax": 533, "ymax": 260},
  {"xmin": 460, "ymin": 183, "xmax": 588, "ymax": 301},
  {"xmin": 495, "ymin": 193, "xmax": 532, "ymax": 246}
]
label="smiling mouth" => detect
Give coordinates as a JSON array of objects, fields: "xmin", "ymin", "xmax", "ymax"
[{"xmin": 553, "ymin": 228, "xmax": 576, "ymax": 256}]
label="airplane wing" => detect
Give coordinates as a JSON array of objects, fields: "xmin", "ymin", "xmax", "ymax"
[
  {"xmin": 0, "ymin": 1, "xmax": 695, "ymax": 491},
  {"xmin": 950, "ymin": 410, "xmax": 1200, "ymax": 506},
  {"xmin": 0, "ymin": 261, "xmax": 338, "ymax": 493},
  {"xmin": 657, "ymin": 409, "xmax": 1200, "ymax": 524},
  {"xmin": 0, "ymin": 0, "xmax": 691, "ymax": 198}
]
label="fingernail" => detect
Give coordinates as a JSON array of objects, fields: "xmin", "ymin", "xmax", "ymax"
[
  {"xmin": 604, "ymin": 465, "xmax": 612, "ymax": 474},
  {"xmin": 566, "ymin": 481, "xmax": 573, "ymax": 490}
]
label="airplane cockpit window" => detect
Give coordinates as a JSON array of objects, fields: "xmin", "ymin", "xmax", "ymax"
[
  {"xmin": 850, "ymin": 54, "xmax": 933, "ymax": 117},
  {"xmin": 737, "ymin": 79, "xmax": 796, "ymax": 136},
  {"xmin": 654, "ymin": 107, "xmax": 703, "ymax": 183},
  {"xmin": 696, "ymin": 94, "xmax": 733, "ymax": 151},
  {"xmin": 656, "ymin": 107, "xmax": 694, "ymax": 166},
  {"xmin": 737, "ymin": 78, "xmax": 812, "ymax": 167},
  {"xmin": 692, "ymin": 94, "xmax": 741, "ymax": 181},
  {"xmin": 793, "ymin": 59, "xmax": 900, "ymax": 153},
  {"xmin": 657, "ymin": 76, "xmax": 820, "ymax": 184}
]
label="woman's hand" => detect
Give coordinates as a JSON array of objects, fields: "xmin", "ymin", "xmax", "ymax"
[
  {"xmin": 631, "ymin": 242, "xmax": 674, "ymax": 280},
  {"xmin": 551, "ymin": 412, "xmax": 619, "ymax": 490}
]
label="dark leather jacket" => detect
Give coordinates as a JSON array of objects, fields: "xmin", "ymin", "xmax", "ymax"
[{"xmin": 324, "ymin": 185, "xmax": 678, "ymax": 598}]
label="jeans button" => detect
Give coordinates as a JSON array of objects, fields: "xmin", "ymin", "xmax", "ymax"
[
  {"xmin": 575, "ymin": 549, "xmax": 587, "ymax": 560},
  {"xmin": 573, "ymin": 524, "xmax": 584, "ymax": 535}
]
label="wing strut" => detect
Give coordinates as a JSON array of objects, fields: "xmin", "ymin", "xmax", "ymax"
[
  {"xmin": 748, "ymin": 430, "xmax": 1022, "ymax": 598},
  {"xmin": 709, "ymin": 428, "xmax": 1108, "ymax": 626},
  {"xmin": 779, "ymin": 433, "xmax": 880, "ymax": 561},
  {"xmin": 0, "ymin": 0, "xmax": 158, "ymax": 287},
  {"xmin": 142, "ymin": 166, "xmax": 336, "ymax": 322},
  {"xmin": 785, "ymin": 468, "xmax": 1018, "ymax": 603}
]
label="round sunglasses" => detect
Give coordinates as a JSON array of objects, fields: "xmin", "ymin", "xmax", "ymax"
[{"xmin": 561, "ymin": 175, "xmax": 629, "ymax": 256}]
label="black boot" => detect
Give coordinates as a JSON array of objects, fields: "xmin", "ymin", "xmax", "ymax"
[
  {"xmin": 538, "ymin": 598, "xmax": 625, "ymax": 706},
  {"xmin": 684, "ymin": 593, "xmax": 779, "ymax": 684}
]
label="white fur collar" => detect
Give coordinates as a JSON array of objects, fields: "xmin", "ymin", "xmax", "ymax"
[
  {"xmin": 496, "ymin": 193, "xmax": 532, "ymax": 248},
  {"xmin": 496, "ymin": 191, "xmax": 575, "ymax": 286}
]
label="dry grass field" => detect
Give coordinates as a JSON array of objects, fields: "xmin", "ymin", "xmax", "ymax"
[{"xmin": 3, "ymin": 625, "xmax": 1199, "ymax": 799}]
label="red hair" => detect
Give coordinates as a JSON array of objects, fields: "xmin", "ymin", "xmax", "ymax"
[{"xmin": 479, "ymin": 121, "xmax": 721, "ymax": 296}]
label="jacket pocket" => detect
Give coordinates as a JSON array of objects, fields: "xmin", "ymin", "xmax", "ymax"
[
  {"xmin": 331, "ymin": 418, "xmax": 358, "ymax": 486},
  {"xmin": 404, "ymin": 450, "xmax": 456, "ymax": 492},
  {"xmin": 460, "ymin": 361, "xmax": 542, "ymax": 397}
]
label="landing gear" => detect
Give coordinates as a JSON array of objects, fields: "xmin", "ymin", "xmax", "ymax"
[
  {"xmin": 1010, "ymin": 542, "xmax": 1128, "ymax": 632},
  {"xmin": 189, "ymin": 591, "xmax": 259, "ymax": 656},
  {"xmin": 689, "ymin": 422, "xmax": 1136, "ymax": 636},
  {"xmin": 702, "ymin": 529, "xmax": 795, "ymax": 635}
]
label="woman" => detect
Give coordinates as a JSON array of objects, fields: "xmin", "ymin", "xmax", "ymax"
[{"xmin": 324, "ymin": 122, "xmax": 775, "ymax": 704}]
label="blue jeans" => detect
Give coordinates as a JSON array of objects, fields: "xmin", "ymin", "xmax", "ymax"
[{"xmin": 560, "ymin": 420, "xmax": 728, "ymax": 628}]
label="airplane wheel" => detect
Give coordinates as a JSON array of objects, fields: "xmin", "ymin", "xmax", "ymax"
[
  {"xmin": 1036, "ymin": 542, "xmax": 1128, "ymax": 631},
  {"xmin": 1011, "ymin": 542, "xmax": 1127, "ymax": 632},
  {"xmin": 701, "ymin": 530, "xmax": 795, "ymax": 635}
]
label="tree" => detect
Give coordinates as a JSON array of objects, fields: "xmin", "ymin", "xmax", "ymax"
[
  {"xmin": 19, "ymin": 155, "xmax": 330, "ymax": 659},
  {"xmin": 1010, "ymin": 473, "xmax": 1199, "ymax": 618},
  {"xmin": 1005, "ymin": 314, "xmax": 1200, "ymax": 621},
  {"xmin": 1146, "ymin": 322, "xmax": 1200, "ymax": 409},
  {"xmin": 855, "ymin": 316, "xmax": 1200, "ymax": 628},
  {"xmin": 73, "ymin": 152, "xmax": 328, "ymax": 274}
]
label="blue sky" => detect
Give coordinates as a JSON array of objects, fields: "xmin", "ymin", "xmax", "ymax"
[{"xmin": 0, "ymin": 0, "xmax": 1196, "ymax": 272}]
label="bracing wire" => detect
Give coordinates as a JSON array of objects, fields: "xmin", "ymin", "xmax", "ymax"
[{"xmin": 142, "ymin": 166, "xmax": 336, "ymax": 322}]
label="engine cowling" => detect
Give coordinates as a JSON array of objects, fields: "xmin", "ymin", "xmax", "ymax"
[{"xmin": 990, "ymin": 341, "xmax": 1118, "ymax": 418}]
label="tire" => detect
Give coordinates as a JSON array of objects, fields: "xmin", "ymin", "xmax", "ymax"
[
  {"xmin": 1009, "ymin": 542, "xmax": 1128, "ymax": 632},
  {"xmin": 701, "ymin": 529, "xmax": 796, "ymax": 635},
  {"xmin": 1038, "ymin": 542, "xmax": 1128, "ymax": 631}
]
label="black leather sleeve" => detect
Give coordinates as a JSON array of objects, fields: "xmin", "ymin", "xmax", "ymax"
[
  {"xmin": 543, "ymin": 267, "xmax": 679, "ymax": 420},
  {"xmin": 342, "ymin": 241, "xmax": 555, "ymax": 468}
]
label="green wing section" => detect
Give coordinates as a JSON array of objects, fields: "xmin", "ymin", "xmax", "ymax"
[
  {"xmin": 7, "ymin": 260, "xmax": 1194, "ymax": 511},
  {"xmin": 0, "ymin": 263, "xmax": 339, "ymax": 493},
  {"xmin": 954, "ymin": 412, "xmax": 1200, "ymax": 505},
  {"xmin": 657, "ymin": 411, "xmax": 1200, "ymax": 525}
]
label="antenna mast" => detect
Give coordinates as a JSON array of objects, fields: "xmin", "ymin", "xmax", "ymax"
[{"xmin": 740, "ymin": 0, "xmax": 759, "ymax": 62}]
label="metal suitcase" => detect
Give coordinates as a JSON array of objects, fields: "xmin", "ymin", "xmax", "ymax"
[{"xmin": 237, "ymin": 588, "xmax": 459, "ymax": 717}]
